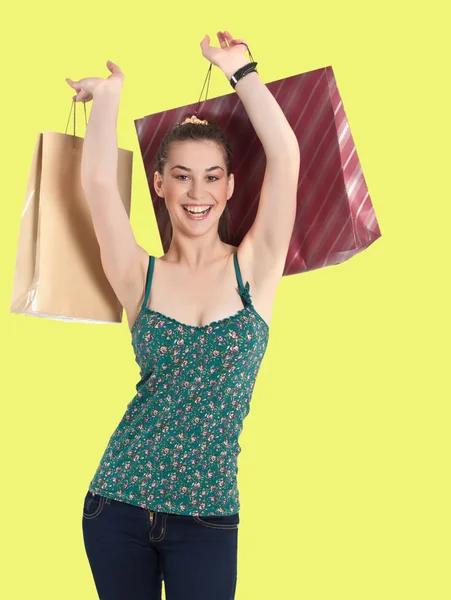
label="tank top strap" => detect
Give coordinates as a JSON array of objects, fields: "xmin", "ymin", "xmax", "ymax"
[
  {"xmin": 233, "ymin": 251, "xmax": 252, "ymax": 307},
  {"xmin": 142, "ymin": 255, "xmax": 155, "ymax": 310}
]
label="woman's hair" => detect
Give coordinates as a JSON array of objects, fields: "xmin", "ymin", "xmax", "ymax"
[{"xmin": 153, "ymin": 119, "xmax": 233, "ymax": 253}]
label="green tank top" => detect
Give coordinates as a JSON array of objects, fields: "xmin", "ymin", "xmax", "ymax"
[{"xmin": 88, "ymin": 251, "xmax": 269, "ymax": 516}]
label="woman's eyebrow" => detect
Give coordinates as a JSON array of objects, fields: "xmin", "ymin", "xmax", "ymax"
[{"xmin": 170, "ymin": 165, "xmax": 224, "ymax": 172}]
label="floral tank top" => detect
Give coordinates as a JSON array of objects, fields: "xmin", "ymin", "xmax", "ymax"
[{"xmin": 88, "ymin": 251, "xmax": 269, "ymax": 516}]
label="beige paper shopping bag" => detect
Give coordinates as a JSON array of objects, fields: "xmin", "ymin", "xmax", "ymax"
[{"xmin": 10, "ymin": 103, "xmax": 133, "ymax": 323}]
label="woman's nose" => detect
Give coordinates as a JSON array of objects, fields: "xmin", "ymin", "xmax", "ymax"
[{"xmin": 188, "ymin": 180, "xmax": 208, "ymax": 200}]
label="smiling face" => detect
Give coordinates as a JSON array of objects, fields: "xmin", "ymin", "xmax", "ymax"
[{"xmin": 154, "ymin": 139, "xmax": 234, "ymax": 236}]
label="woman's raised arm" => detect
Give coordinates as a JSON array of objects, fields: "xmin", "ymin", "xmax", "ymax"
[
  {"xmin": 201, "ymin": 32, "xmax": 300, "ymax": 283},
  {"xmin": 66, "ymin": 65, "xmax": 147, "ymax": 312}
]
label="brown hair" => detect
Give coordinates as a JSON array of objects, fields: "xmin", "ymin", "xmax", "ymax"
[{"xmin": 153, "ymin": 119, "xmax": 233, "ymax": 253}]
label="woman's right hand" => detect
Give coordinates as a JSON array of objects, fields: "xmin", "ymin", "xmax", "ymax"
[{"xmin": 65, "ymin": 60, "xmax": 124, "ymax": 103}]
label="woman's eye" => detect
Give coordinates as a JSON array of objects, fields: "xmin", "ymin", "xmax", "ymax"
[{"xmin": 175, "ymin": 175, "xmax": 219, "ymax": 181}]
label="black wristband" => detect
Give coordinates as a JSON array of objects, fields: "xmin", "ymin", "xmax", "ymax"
[{"xmin": 229, "ymin": 62, "xmax": 258, "ymax": 89}]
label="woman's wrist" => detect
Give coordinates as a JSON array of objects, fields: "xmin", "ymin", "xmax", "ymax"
[{"xmin": 221, "ymin": 58, "xmax": 252, "ymax": 81}]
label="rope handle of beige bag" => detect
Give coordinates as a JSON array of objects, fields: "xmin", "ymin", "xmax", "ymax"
[
  {"xmin": 192, "ymin": 42, "xmax": 256, "ymax": 117},
  {"xmin": 64, "ymin": 99, "xmax": 88, "ymax": 149}
]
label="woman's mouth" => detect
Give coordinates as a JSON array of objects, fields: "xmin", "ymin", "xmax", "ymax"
[{"xmin": 182, "ymin": 205, "xmax": 213, "ymax": 220}]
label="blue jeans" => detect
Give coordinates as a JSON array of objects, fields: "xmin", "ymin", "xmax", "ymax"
[{"xmin": 82, "ymin": 491, "xmax": 239, "ymax": 599}]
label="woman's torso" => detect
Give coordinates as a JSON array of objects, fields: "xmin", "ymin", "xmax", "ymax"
[{"xmin": 88, "ymin": 244, "xmax": 273, "ymax": 515}]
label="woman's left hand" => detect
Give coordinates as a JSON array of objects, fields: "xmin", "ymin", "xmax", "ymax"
[{"xmin": 200, "ymin": 31, "xmax": 250, "ymax": 78}]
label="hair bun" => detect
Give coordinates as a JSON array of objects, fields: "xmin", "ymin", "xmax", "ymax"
[{"xmin": 175, "ymin": 115, "xmax": 209, "ymax": 127}]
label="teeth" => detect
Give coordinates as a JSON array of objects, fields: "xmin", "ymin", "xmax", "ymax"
[{"xmin": 183, "ymin": 206, "xmax": 212, "ymax": 215}]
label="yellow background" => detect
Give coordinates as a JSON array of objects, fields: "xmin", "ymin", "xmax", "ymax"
[{"xmin": 1, "ymin": 0, "xmax": 449, "ymax": 598}]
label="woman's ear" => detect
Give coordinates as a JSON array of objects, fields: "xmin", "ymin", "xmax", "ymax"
[
  {"xmin": 226, "ymin": 173, "xmax": 235, "ymax": 200},
  {"xmin": 153, "ymin": 170, "xmax": 164, "ymax": 198}
]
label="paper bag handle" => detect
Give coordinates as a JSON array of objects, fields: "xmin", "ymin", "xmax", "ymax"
[{"xmin": 64, "ymin": 99, "xmax": 88, "ymax": 148}]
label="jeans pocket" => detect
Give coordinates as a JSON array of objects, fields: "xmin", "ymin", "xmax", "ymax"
[
  {"xmin": 83, "ymin": 491, "xmax": 106, "ymax": 520},
  {"xmin": 193, "ymin": 512, "xmax": 239, "ymax": 530}
]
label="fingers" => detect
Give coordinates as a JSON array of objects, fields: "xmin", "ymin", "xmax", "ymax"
[
  {"xmin": 72, "ymin": 87, "xmax": 91, "ymax": 103},
  {"xmin": 218, "ymin": 31, "xmax": 248, "ymax": 52},
  {"xmin": 107, "ymin": 60, "xmax": 122, "ymax": 74},
  {"xmin": 200, "ymin": 34, "xmax": 211, "ymax": 56},
  {"xmin": 232, "ymin": 40, "xmax": 248, "ymax": 50},
  {"xmin": 79, "ymin": 88, "xmax": 91, "ymax": 102},
  {"xmin": 65, "ymin": 77, "xmax": 78, "ymax": 89},
  {"xmin": 66, "ymin": 77, "xmax": 83, "ymax": 101},
  {"xmin": 65, "ymin": 78, "xmax": 80, "ymax": 97},
  {"xmin": 203, "ymin": 31, "xmax": 245, "ymax": 51},
  {"xmin": 224, "ymin": 31, "xmax": 244, "ymax": 45},
  {"xmin": 217, "ymin": 31, "xmax": 228, "ymax": 48},
  {"xmin": 230, "ymin": 37, "xmax": 249, "ymax": 54}
]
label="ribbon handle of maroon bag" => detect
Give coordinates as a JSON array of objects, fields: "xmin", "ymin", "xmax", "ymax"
[
  {"xmin": 192, "ymin": 63, "xmax": 213, "ymax": 117},
  {"xmin": 193, "ymin": 42, "xmax": 255, "ymax": 117},
  {"xmin": 64, "ymin": 99, "xmax": 88, "ymax": 149}
]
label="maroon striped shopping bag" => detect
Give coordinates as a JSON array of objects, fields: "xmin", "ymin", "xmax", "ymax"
[{"xmin": 134, "ymin": 65, "xmax": 381, "ymax": 276}]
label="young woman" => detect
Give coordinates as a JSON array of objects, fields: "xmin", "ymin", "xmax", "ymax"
[{"xmin": 67, "ymin": 30, "xmax": 300, "ymax": 600}]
